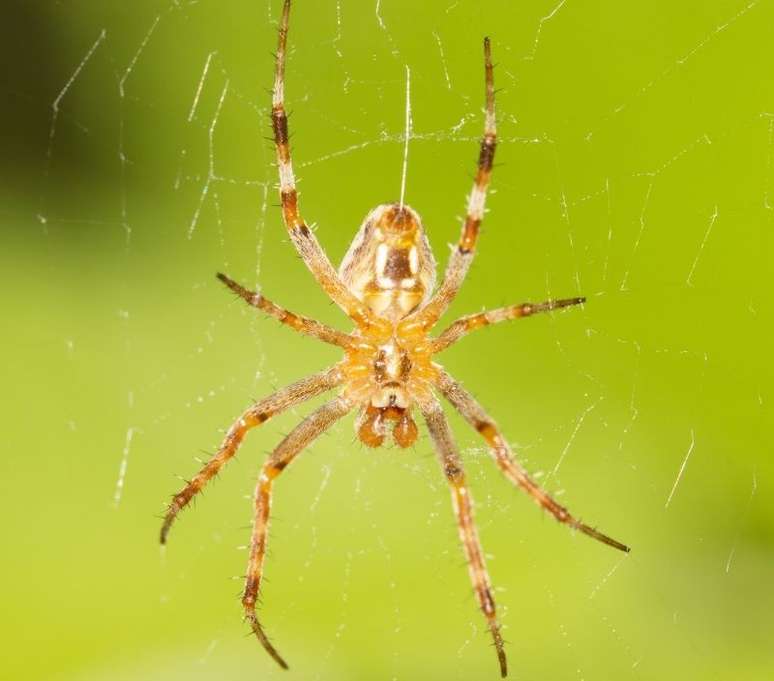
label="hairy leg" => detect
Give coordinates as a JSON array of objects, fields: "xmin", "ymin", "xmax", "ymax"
[
  {"xmin": 217, "ymin": 273, "xmax": 352, "ymax": 348},
  {"xmin": 434, "ymin": 368, "xmax": 630, "ymax": 553},
  {"xmin": 420, "ymin": 395, "xmax": 507, "ymax": 678},
  {"xmin": 271, "ymin": 0, "xmax": 374, "ymax": 328},
  {"xmin": 430, "ymin": 297, "xmax": 585, "ymax": 353},
  {"xmin": 410, "ymin": 37, "xmax": 496, "ymax": 331},
  {"xmin": 160, "ymin": 365, "xmax": 343, "ymax": 544},
  {"xmin": 242, "ymin": 395, "xmax": 353, "ymax": 669}
]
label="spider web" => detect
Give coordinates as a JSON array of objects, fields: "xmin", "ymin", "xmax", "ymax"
[{"xmin": 2, "ymin": 1, "xmax": 772, "ymax": 680}]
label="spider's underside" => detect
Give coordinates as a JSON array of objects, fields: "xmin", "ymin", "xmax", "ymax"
[{"xmin": 160, "ymin": 1, "xmax": 630, "ymax": 677}]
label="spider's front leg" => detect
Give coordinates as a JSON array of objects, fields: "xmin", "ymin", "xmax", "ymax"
[
  {"xmin": 420, "ymin": 395, "xmax": 508, "ymax": 678},
  {"xmin": 270, "ymin": 0, "xmax": 374, "ymax": 329},
  {"xmin": 243, "ymin": 395, "xmax": 353, "ymax": 669},
  {"xmin": 410, "ymin": 36, "xmax": 496, "ymax": 331}
]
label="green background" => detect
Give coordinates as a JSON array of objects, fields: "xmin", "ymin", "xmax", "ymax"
[{"xmin": 2, "ymin": 1, "xmax": 772, "ymax": 680}]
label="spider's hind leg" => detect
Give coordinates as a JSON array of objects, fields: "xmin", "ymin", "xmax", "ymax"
[
  {"xmin": 159, "ymin": 366, "xmax": 342, "ymax": 544},
  {"xmin": 434, "ymin": 367, "xmax": 630, "ymax": 554},
  {"xmin": 242, "ymin": 395, "xmax": 353, "ymax": 669},
  {"xmin": 420, "ymin": 395, "xmax": 508, "ymax": 678}
]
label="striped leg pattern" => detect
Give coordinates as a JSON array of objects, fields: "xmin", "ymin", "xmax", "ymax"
[
  {"xmin": 271, "ymin": 0, "xmax": 374, "ymax": 328},
  {"xmin": 412, "ymin": 36, "xmax": 497, "ymax": 331},
  {"xmin": 420, "ymin": 395, "xmax": 508, "ymax": 678},
  {"xmin": 242, "ymin": 395, "xmax": 353, "ymax": 669},
  {"xmin": 430, "ymin": 297, "xmax": 585, "ymax": 353},
  {"xmin": 434, "ymin": 367, "xmax": 630, "ymax": 553},
  {"xmin": 217, "ymin": 272, "xmax": 352, "ymax": 348},
  {"xmin": 160, "ymin": 365, "xmax": 343, "ymax": 544}
]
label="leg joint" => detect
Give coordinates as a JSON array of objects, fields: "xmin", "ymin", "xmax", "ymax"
[
  {"xmin": 271, "ymin": 109, "xmax": 289, "ymax": 144},
  {"xmin": 478, "ymin": 137, "xmax": 496, "ymax": 171}
]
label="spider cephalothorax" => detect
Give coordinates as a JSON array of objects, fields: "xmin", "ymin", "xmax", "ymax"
[
  {"xmin": 161, "ymin": 2, "xmax": 629, "ymax": 677},
  {"xmin": 339, "ymin": 203, "xmax": 437, "ymax": 448}
]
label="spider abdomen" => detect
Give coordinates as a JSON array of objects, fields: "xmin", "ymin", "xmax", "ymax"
[{"xmin": 339, "ymin": 203, "xmax": 437, "ymax": 321}]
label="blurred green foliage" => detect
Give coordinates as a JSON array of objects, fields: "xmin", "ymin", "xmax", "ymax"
[{"xmin": 1, "ymin": 1, "xmax": 772, "ymax": 680}]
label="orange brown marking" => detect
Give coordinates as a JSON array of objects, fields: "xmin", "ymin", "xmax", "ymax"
[
  {"xmin": 478, "ymin": 136, "xmax": 496, "ymax": 172},
  {"xmin": 422, "ymin": 398, "xmax": 507, "ymax": 677},
  {"xmin": 280, "ymin": 190, "xmax": 300, "ymax": 229},
  {"xmin": 242, "ymin": 475, "xmax": 288, "ymax": 670},
  {"xmin": 357, "ymin": 406, "xmax": 386, "ymax": 447},
  {"xmin": 475, "ymin": 420, "xmax": 497, "ymax": 441},
  {"xmin": 160, "ymin": 420, "xmax": 250, "ymax": 544},
  {"xmin": 434, "ymin": 367, "xmax": 630, "ymax": 555},
  {"xmin": 393, "ymin": 413, "xmax": 418, "ymax": 448},
  {"xmin": 399, "ymin": 37, "xmax": 497, "ymax": 331},
  {"xmin": 339, "ymin": 203, "xmax": 436, "ymax": 321},
  {"xmin": 242, "ymin": 396, "xmax": 352, "ymax": 671},
  {"xmin": 217, "ymin": 272, "xmax": 352, "ymax": 348},
  {"xmin": 430, "ymin": 297, "xmax": 587, "ymax": 354},
  {"xmin": 459, "ymin": 218, "xmax": 481, "ymax": 254},
  {"xmin": 160, "ymin": 366, "xmax": 342, "ymax": 545},
  {"xmin": 272, "ymin": 109, "xmax": 289, "ymax": 147},
  {"xmin": 267, "ymin": 0, "xmax": 373, "ymax": 328}
]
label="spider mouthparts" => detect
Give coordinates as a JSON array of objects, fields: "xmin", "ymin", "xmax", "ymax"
[{"xmin": 356, "ymin": 404, "xmax": 418, "ymax": 448}]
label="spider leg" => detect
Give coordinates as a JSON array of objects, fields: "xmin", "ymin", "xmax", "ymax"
[
  {"xmin": 434, "ymin": 367, "xmax": 630, "ymax": 553},
  {"xmin": 410, "ymin": 37, "xmax": 496, "ymax": 331},
  {"xmin": 420, "ymin": 394, "xmax": 508, "ymax": 678},
  {"xmin": 271, "ymin": 0, "xmax": 374, "ymax": 329},
  {"xmin": 217, "ymin": 273, "xmax": 353, "ymax": 348},
  {"xmin": 430, "ymin": 297, "xmax": 585, "ymax": 353},
  {"xmin": 160, "ymin": 365, "xmax": 343, "ymax": 544},
  {"xmin": 242, "ymin": 394, "xmax": 353, "ymax": 669}
]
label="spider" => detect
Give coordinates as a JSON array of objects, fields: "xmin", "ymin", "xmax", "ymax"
[{"xmin": 160, "ymin": 1, "xmax": 630, "ymax": 676}]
